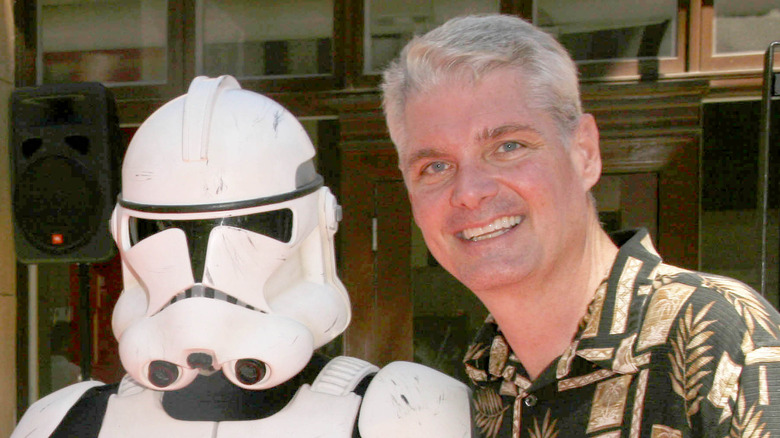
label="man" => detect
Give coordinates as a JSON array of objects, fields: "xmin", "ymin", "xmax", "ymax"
[{"xmin": 382, "ymin": 14, "xmax": 780, "ymax": 437}]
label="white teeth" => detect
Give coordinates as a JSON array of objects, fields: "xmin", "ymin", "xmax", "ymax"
[{"xmin": 462, "ymin": 216, "xmax": 521, "ymax": 241}]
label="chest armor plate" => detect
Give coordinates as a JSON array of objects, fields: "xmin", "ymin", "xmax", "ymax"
[{"xmin": 98, "ymin": 382, "xmax": 362, "ymax": 437}]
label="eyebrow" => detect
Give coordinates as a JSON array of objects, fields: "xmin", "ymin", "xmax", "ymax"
[
  {"xmin": 402, "ymin": 148, "xmax": 445, "ymax": 170},
  {"xmin": 475, "ymin": 124, "xmax": 542, "ymax": 143}
]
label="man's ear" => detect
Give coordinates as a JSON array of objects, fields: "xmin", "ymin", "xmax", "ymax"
[{"xmin": 570, "ymin": 113, "xmax": 602, "ymax": 192}]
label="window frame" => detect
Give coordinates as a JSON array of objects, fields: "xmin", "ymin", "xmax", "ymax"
[
  {"xmin": 532, "ymin": 0, "xmax": 689, "ymax": 80},
  {"xmin": 694, "ymin": 0, "xmax": 779, "ymax": 73}
]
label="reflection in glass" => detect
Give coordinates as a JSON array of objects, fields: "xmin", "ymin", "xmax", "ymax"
[
  {"xmin": 50, "ymin": 321, "xmax": 81, "ymax": 392},
  {"xmin": 199, "ymin": 0, "xmax": 333, "ymax": 78},
  {"xmin": 39, "ymin": 0, "xmax": 167, "ymax": 85},
  {"xmin": 364, "ymin": 0, "xmax": 499, "ymax": 74},
  {"xmin": 592, "ymin": 173, "xmax": 658, "ymax": 239},
  {"xmin": 534, "ymin": 0, "xmax": 677, "ymax": 61},
  {"xmin": 714, "ymin": 1, "xmax": 780, "ymax": 55},
  {"xmin": 410, "ymin": 223, "xmax": 486, "ymax": 383},
  {"xmin": 700, "ymin": 100, "xmax": 780, "ymax": 307}
]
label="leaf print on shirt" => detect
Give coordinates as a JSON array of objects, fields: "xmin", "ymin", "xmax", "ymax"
[
  {"xmin": 701, "ymin": 275, "xmax": 779, "ymax": 339},
  {"xmin": 730, "ymin": 392, "xmax": 770, "ymax": 438},
  {"xmin": 529, "ymin": 410, "xmax": 559, "ymax": 438},
  {"xmin": 669, "ymin": 301, "xmax": 716, "ymax": 426},
  {"xmin": 465, "ymin": 342, "xmax": 492, "ymax": 383},
  {"xmin": 474, "ymin": 387, "xmax": 508, "ymax": 438}
]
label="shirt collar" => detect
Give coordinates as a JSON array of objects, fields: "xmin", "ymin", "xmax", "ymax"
[{"xmin": 464, "ymin": 228, "xmax": 664, "ymax": 387}]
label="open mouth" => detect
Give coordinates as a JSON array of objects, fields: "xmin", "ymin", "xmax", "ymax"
[
  {"xmin": 162, "ymin": 284, "xmax": 258, "ymax": 312},
  {"xmin": 461, "ymin": 216, "xmax": 521, "ymax": 242}
]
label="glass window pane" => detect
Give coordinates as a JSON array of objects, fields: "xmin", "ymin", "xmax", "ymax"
[
  {"xmin": 39, "ymin": 0, "xmax": 167, "ymax": 85},
  {"xmin": 714, "ymin": 1, "xmax": 780, "ymax": 55},
  {"xmin": 700, "ymin": 100, "xmax": 780, "ymax": 307},
  {"xmin": 199, "ymin": 0, "xmax": 334, "ymax": 79},
  {"xmin": 592, "ymin": 173, "xmax": 658, "ymax": 239},
  {"xmin": 410, "ymin": 223, "xmax": 487, "ymax": 383},
  {"xmin": 535, "ymin": 0, "xmax": 677, "ymax": 61},
  {"xmin": 364, "ymin": 0, "xmax": 499, "ymax": 74}
]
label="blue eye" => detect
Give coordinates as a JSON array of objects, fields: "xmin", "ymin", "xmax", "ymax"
[
  {"xmin": 499, "ymin": 141, "xmax": 521, "ymax": 152},
  {"xmin": 424, "ymin": 161, "xmax": 450, "ymax": 174}
]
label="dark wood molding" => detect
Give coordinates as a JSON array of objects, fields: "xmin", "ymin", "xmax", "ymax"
[
  {"xmin": 601, "ymin": 136, "xmax": 694, "ymax": 173},
  {"xmin": 13, "ymin": 0, "xmax": 36, "ymax": 88},
  {"xmin": 583, "ymin": 79, "xmax": 706, "ymax": 139},
  {"xmin": 705, "ymin": 74, "xmax": 766, "ymax": 101},
  {"xmin": 500, "ymin": 0, "xmax": 533, "ymax": 19},
  {"xmin": 342, "ymin": 0, "xmax": 365, "ymax": 89}
]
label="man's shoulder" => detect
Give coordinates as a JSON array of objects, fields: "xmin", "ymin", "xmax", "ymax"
[
  {"xmin": 650, "ymin": 262, "xmax": 757, "ymax": 299},
  {"xmin": 653, "ymin": 263, "xmax": 766, "ymax": 308},
  {"xmin": 644, "ymin": 263, "xmax": 780, "ymax": 345}
]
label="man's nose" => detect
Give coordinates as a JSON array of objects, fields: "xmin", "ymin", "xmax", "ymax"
[{"xmin": 450, "ymin": 163, "xmax": 499, "ymax": 210}]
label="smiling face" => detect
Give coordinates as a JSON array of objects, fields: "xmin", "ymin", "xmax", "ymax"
[{"xmin": 396, "ymin": 68, "xmax": 602, "ymax": 296}]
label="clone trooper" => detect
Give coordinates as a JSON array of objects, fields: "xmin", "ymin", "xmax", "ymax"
[{"xmin": 12, "ymin": 76, "xmax": 473, "ymax": 437}]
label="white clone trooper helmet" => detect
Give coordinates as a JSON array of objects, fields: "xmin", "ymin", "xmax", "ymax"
[{"xmin": 109, "ymin": 75, "xmax": 350, "ymax": 392}]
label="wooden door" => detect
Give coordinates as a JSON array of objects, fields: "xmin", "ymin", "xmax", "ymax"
[{"xmin": 340, "ymin": 146, "xmax": 414, "ymax": 365}]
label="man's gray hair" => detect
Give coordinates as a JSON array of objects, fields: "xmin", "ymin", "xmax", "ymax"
[{"xmin": 381, "ymin": 14, "xmax": 582, "ymax": 149}]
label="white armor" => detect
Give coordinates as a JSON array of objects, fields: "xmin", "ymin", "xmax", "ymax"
[
  {"xmin": 14, "ymin": 357, "xmax": 472, "ymax": 437},
  {"xmin": 11, "ymin": 76, "xmax": 473, "ymax": 437}
]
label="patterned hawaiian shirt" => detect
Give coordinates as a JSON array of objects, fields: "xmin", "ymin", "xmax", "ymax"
[{"xmin": 464, "ymin": 228, "xmax": 780, "ymax": 437}]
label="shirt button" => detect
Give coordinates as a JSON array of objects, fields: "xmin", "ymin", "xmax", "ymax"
[{"xmin": 524, "ymin": 395, "xmax": 538, "ymax": 407}]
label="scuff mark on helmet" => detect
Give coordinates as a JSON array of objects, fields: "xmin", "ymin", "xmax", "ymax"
[
  {"xmin": 246, "ymin": 234, "xmax": 257, "ymax": 249},
  {"xmin": 215, "ymin": 177, "xmax": 226, "ymax": 194},
  {"xmin": 273, "ymin": 110, "xmax": 283, "ymax": 137},
  {"xmin": 134, "ymin": 171, "xmax": 154, "ymax": 181}
]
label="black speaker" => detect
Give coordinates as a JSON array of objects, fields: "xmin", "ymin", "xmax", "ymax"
[{"xmin": 10, "ymin": 82, "xmax": 121, "ymax": 264}]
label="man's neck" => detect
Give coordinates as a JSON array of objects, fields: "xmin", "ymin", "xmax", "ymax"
[{"xmin": 477, "ymin": 223, "xmax": 618, "ymax": 380}]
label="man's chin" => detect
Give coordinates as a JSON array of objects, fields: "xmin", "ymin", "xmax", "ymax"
[{"xmin": 452, "ymin": 263, "xmax": 529, "ymax": 295}]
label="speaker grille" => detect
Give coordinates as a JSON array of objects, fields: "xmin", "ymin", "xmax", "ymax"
[
  {"xmin": 11, "ymin": 82, "xmax": 120, "ymax": 263},
  {"xmin": 13, "ymin": 155, "xmax": 104, "ymax": 254}
]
